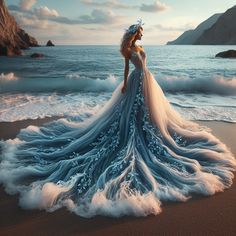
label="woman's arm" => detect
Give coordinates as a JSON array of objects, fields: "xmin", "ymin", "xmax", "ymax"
[{"xmin": 121, "ymin": 56, "xmax": 129, "ymax": 94}]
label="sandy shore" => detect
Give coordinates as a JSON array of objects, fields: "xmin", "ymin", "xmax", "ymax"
[{"xmin": 0, "ymin": 118, "xmax": 236, "ymax": 236}]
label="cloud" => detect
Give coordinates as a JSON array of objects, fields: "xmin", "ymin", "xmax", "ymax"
[
  {"xmin": 12, "ymin": 11, "xmax": 52, "ymax": 29},
  {"xmin": 155, "ymin": 23, "xmax": 196, "ymax": 32},
  {"xmin": 20, "ymin": 0, "xmax": 37, "ymax": 11},
  {"xmin": 77, "ymin": 9, "xmax": 119, "ymax": 24},
  {"xmin": 44, "ymin": 9, "xmax": 123, "ymax": 25},
  {"xmin": 34, "ymin": 6, "xmax": 59, "ymax": 17},
  {"xmin": 7, "ymin": 0, "xmax": 128, "ymax": 45},
  {"xmin": 9, "ymin": 2, "xmax": 122, "ymax": 26},
  {"xmin": 140, "ymin": 1, "xmax": 170, "ymax": 12},
  {"xmin": 80, "ymin": 0, "xmax": 132, "ymax": 9}
]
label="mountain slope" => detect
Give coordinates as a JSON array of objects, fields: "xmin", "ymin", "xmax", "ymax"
[
  {"xmin": 195, "ymin": 5, "xmax": 236, "ymax": 45},
  {"xmin": 167, "ymin": 13, "xmax": 221, "ymax": 45}
]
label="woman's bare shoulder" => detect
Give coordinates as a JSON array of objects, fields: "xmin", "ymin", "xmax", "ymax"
[{"xmin": 137, "ymin": 45, "xmax": 144, "ymax": 52}]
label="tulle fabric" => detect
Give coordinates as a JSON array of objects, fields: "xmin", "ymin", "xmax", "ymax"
[{"xmin": 0, "ymin": 50, "xmax": 236, "ymax": 218}]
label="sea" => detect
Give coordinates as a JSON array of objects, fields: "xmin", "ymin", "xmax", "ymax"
[{"xmin": 0, "ymin": 45, "xmax": 236, "ymax": 123}]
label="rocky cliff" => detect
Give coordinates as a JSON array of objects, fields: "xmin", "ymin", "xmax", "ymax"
[
  {"xmin": 195, "ymin": 5, "xmax": 236, "ymax": 45},
  {"xmin": 0, "ymin": 0, "xmax": 38, "ymax": 56},
  {"xmin": 167, "ymin": 14, "xmax": 221, "ymax": 45}
]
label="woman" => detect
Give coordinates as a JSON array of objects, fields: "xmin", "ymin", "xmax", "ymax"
[
  {"xmin": 0, "ymin": 21, "xmax": 236, "ymax": 218},
  {"xmin": 121, "ymin": 23, "xmax": 144, "ymax": 94}
]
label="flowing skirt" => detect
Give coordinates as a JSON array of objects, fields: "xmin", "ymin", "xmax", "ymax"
[{"xmin": 1, "ymin": 68, "xmax": 236, "ymax": 217}]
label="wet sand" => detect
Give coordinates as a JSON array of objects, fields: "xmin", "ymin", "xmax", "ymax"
[{"xmin": 0, "ymin": 119, "xmax": 236, "ymax": 236}]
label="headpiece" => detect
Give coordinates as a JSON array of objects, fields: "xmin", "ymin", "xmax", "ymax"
[{"xmin": 125, "ymin": 19, "xmax": 144, "ymax": 34}]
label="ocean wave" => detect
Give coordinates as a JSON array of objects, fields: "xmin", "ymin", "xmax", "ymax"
[
  {"xmin": 158, "ymin": 75, "xmax": 236, "ymax": 95},
  {"xmin": 0, "ymin": 93, "xmax": 235, "ymax": 123},
  {"xmin": 0, "ymin": 72, "xmax": 18, "ymax": 81},
  {"xmin": 65, "ymin": 73, "xmax": 119, "ymax": 92},
  {"xmin": 170, "ymin": 102, "xmax": 196, "ymax": 109},
  {"xmin": 174, "ymin": 105, "xmax": 236, "ymax": 123},
  {"xmin": 0, "ymin": 73, "xmax": 120, "ymax": 93},
  {"xmin": 0, "ymin": 93, "xmax": 109, "ymax": 122},
  {"xmin": 1, "ymin": 72, "xmax": 236, "ymax": 96}
]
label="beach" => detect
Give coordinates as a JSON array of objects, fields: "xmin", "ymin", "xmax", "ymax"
[{"xmin": 0, "ymin": 119, "xmax": 235, "ymax": 236}]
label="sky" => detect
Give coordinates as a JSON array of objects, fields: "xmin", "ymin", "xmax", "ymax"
[{"xmin": 5, "ymin": 0, "xmax": 236, "ymax": 45}]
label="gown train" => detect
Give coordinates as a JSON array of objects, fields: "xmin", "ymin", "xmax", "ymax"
[{"xmin": 0, "ymin": 50, "xmax": 236, "ymax": 217}]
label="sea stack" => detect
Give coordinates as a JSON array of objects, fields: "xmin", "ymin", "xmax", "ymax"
[
  {"xmin": 0, "ymin": 0, "xmax": 39, "ymax": 56},
  {"xmin": 30, "ymin": 53, "xmax": 44, "ymax": 58},
  {"xmin": 216, "ymin": 50, "xmax": 236, "ymax": 58},
  {"xmin": 46, "ymin": 40, "xmax": 55, "ymax": 46}
]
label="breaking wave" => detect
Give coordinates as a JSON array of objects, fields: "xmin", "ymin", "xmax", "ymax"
[{"xmin": 0, "ymin": 72, "xmax": 236, "ymax": 95}]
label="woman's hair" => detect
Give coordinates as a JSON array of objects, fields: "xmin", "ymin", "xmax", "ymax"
[{"xmin": 120, "ymin": 25, "xmax": 143, "ymax": 58}]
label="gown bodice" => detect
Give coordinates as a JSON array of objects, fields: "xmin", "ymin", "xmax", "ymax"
[{"xmin": 130, "ymin": 50, "xmax": 147, "ymax": 70}]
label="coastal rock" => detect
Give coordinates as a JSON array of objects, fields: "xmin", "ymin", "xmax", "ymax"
[
  {"xmin": 195, "ymin": 5, "xmax": 236, "ymax": 45},
  {"xmin": 167, "ymin": 5, "xmax": 236, "ymax": 45},
  {"xmin": 0, "ymin": 0, "xmax": 39, "ymax": 56},
  {"xmin": 167, "ymin": 14, "xmax": 221, "ymax": 45},
  {"xmin": 216, "ymin": 50, "xmax": 236, "ymax": 58},
  {"xmin": 46, "ymin": 40, "xmax": 55, "ymax": 46},
  {"xmin": 30, "ymin": 53, "xmax": 44, "ymax": 58},
  {"xmin": 18, "ymin": 29, "xmax": 39, "ymax": 47}
]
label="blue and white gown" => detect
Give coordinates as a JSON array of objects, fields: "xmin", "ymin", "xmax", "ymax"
[{"xmin": 1, "ymin": 50, "xmax": 236, "ymax": 217}]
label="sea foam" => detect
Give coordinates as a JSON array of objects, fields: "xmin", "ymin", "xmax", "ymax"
[
  {"xmin": 0, "ymin": 72, "xmax": 18, "ymax": 81},
  {"xmin": 158, "ymin": 75, "xmax": 236, "ymax": 95}
]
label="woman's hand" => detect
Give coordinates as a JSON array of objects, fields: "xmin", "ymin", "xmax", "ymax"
[{"xmin": 121, "ymin": 83, "xmax": 127, "ymax": 94}]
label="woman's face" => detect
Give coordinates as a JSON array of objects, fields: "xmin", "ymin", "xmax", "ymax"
[{"xmin": 135, "ymin": 28, "xmax": 143, "ymax": 41}]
